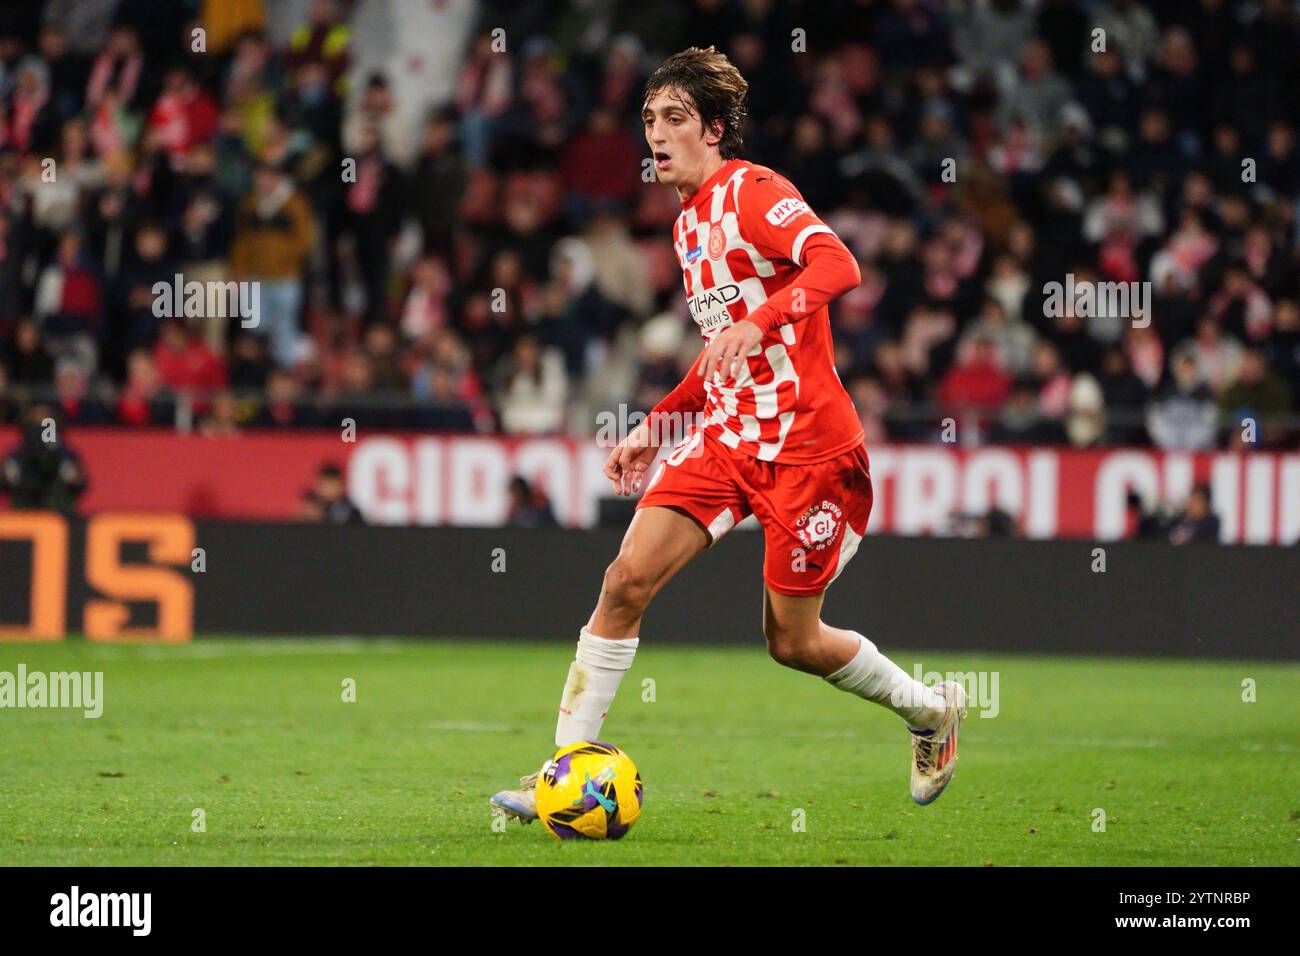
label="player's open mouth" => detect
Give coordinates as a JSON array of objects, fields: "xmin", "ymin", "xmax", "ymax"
[{"xmin": 654, "ymin": 151, "xmax": 671, "ymax": 170}]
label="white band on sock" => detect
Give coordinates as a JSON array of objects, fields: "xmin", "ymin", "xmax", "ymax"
[{"xmin": 555, "ymin": 627, "xmax": 639, "ymax": 747}]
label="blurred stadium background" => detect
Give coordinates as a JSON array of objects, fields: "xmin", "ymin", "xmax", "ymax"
[
  {"xmin": 0, "ymin": 0, "xmax": 1297, "ymax": 871},
  {"xmin": 0, "ymin": 0, "xmax": 1296, "ymax": 640}
]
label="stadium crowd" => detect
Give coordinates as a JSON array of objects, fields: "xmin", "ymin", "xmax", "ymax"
[{"xmin": 0, "ymin": 0, "xmax": 1298, "ymax": 451}]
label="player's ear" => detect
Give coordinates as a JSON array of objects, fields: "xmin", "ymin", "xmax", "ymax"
[{"xmin": 704, "ymin": 118, "xmax": 725, "ymax": 149}]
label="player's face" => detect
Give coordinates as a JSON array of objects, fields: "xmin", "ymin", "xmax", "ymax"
[{"xmin": 642, "ymin": 88, "xmax": 719, "ymax": 190}]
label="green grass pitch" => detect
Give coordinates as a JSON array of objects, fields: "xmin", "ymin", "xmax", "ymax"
[{"xmin": 1, "ymin": 637, "xmax": 1296, "ymax": 866}]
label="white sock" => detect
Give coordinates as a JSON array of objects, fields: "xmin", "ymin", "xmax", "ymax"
[
  {"xmin": 825, "ymin": 632, "xmax": 946, "ymax": 731},
  {"xmin": 554, "ymin": 626, "xmax": 639, "ymax": 747}
]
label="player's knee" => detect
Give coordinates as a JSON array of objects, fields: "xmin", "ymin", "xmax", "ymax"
[
  {"xmin": 763, "ymin": 621, "xmax": 811, "ymax": 669},
  {"xmin": 759, "ymin": 608, "xmax": 821, "ymax": 671},
  {"xmin": 766, "ymin": 636, "xmax": 814, "ymax": 669},
  {"xmin": 600, "ymin": 556, "xmax": 654, "ymax": 614}
]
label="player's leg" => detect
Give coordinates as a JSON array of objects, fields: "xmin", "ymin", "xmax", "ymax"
[
  {"xmin": 555, "ymin": 429, "xmax": 747, "ymax": 749},
  {"xmin": 554, "ymin": 505, "xmax": 709, "ymax": 748},
  {"xmin": 587, "ymin": 504, "xmax": 709, "ymax": 638},
  {"xmin": 492, "ymin": 430, "xmax": 744, "ymax": 822},
  {"xmin": 753, "ymin": 442, "xmax": 967, "ymax": 804},
  {"xmin": 760, "ymin": 587, "xmax": 947, "ymax": 729},
  {"xmin": 762, "ymin": 584, "xmax": 967, "ymax": 805}
]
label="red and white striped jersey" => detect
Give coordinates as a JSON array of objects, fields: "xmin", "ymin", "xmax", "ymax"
[{"xmin": 670, "ymin": 158, "xmax": 864, "ymax": 463}]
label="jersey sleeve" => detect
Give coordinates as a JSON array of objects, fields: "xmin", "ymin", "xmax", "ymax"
[{"xmin": 738, "ymin": 171, "xmax": 836, "ymax": 267}]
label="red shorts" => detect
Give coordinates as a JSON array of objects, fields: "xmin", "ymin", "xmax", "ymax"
[{"xmin": 637, "ymin": 429, "xmax": 873, "ymax": 596}]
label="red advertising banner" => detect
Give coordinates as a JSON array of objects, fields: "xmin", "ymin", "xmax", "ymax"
[{"xmin": 1, "ymin": 427, "xmax": 1297, "ymax": 544}]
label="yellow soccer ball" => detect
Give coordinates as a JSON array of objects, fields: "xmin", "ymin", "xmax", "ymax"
[{"xmin": 534, "ymin": 741, "xmax": 643, "ymax": 840}]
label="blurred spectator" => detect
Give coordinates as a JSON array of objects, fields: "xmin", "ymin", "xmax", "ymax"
[
  {"xmin": 1146, "ymin": 352, "xmax": 1219, "ymax": 450},
  {"xmin": 952, "ymin": 507, "xmax": 1016, "ymax": 539},
  {"xmin": 1266, "ymin": 299, "xmax": 1300, "ymax": 400},
  {"xmin": 1176, "ymin": 316, "xmax": 1244, "ymax": 395},
  {"xmin": 86, "ymin": 25, "xmax": 144, "ymax": 113},
  {"xmin": 116, "ymin": 221, "xmax": 174, "ymax": 354},
  {"xmin": 363, "ymin": 322, "xmax": 406, "ymax": 391},
  {"xmin": 1065, "ymin": 373, "xmax": 1106, "ymax": 447},
  {"xmin": 8, "ymin": 55, "xmax": 61, "ymax": 153},
  {"xmin": 174, "ymin": 144, "xmax": 236, "ymax": 347},
  {"xmin": 409, "ymin": 327, "xmax": 486, "ymax": 431},
  {"xmin": 340, "ymin": 125, "xmax": 403, "ymax": 326},
  {"xmin": 1124, "ymin": 490, "xmax": 1168, "ymax": 540},
  {"xmin": 989, "ymin": 378, "xmax": 1067, "ymax": 446},
  {"xmin": 497, "ymin": 334, "xmax": 567, "ymax": 434},
  {"xmin": 1029, "ymin": 340, "xmax": 1071, "ymax": 419},
  {"xmin": 585, "ymin": 209, "xmax": 652, "ymax": 322},
  {"xmin": 411, "ymin": 109, "xmax": 466, "ymax": 261},
  {"xmin": 399, "ymin": 255, "xmax": 451, "ymax": 341},
  {"xmin": 0, "ymin": 403, "xmax": 86, "ymax": 513},
  {"xmin": 1097, "ymin": 347, "xmax": 1148, "ymax": 444},
  {"xmin": 938, "ymin": 333, "xmax": 1012, "ymax": 414},
  {"xmin": 1168, "ymin": 485, "xmax": 1221, "ymax": 545},
  {"xmin": 115, "ymin": 347, "xmax": 172, "ymax": 426},
  {"xmin": 561, "ymin": 108, "xmax": 640, "ymax": 224},
  {"xmin": 286, "ymin": 0, "xmax": 351, "ymax": 97},
  {"xmin": 37, "ymin": 25, "xmax": 85, "ymax": 122},
  {"xmin": 416, "ymin": 365, "xmax": 476, "ymax": 432},
  {"xmin": 43, "ymin": 0, "xmax": 116, "ymax": 57},
  {"xmin": 25, "ymin": 119, "xmax": 104, "ymax": 240},
  {"xmin": 34, "ymin": 229, "xmax": 102, "ymax": 373},
  {"xmin": 230, "ymin": 162, "xmax": 315, "ymax": 366},
  {"xmin": 997, "ymin": 39, "xmax": 1071, "ymax": 139},
  {"xmin": 506, "ymin": 475, "xmax": 558, "ymax": 528},
  {"xmin": 3, "ymin": 318, "xmax": 55, "ymax": 386},
  {"xmin": 1218, "ymin": 348, "xmax": 1291, "ymax": 446},
  {"xmin": 453, "ymin": 35, "xmax": 513, "ymax": 168},
  {"xmin": 146, "ymin": 66, "xmax": 219, "ymax": 169},
  {"xmin": 198, "ymin": 389, "xmax": 242, "ymax": 437},
  {"xmin": 53, "ymin": 360, "xmax": 112, "ymax": 425},
  {"xmin": 154, "ymin": 318, "xmax": 227, "ymax": 411},
  {"xmin": 846, "ymin": 373, "xmax": 890, "ymax": 446},
  {"xmin": 313, "ymin": 461, "xmax": 365, "ymax": 524},
  {"xmin": 298, "ymin": 489, "xmax": 324, "ymax": 522},
  {"xmin": 1094, "ymin": 0, "xmax": 1159, "ymax": 76},
  {"xmin": 0, "ymin": 214, "xmax": 25, "ymax": 324},
  {"xmin": 962, "ymin": 296, "xmax": 1035, "ymax": 378},
  {"xmin": 254, "ymin": 367, "xmax": 322, "ymax": 428},
  {"xmin": 0, "ymin": 365, "xmax": 14, "ymax": 424}
]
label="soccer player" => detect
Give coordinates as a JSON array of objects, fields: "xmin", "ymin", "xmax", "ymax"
[{"xmin": 491, "ymin": 46, "xmax": 966, "ymax": 822}]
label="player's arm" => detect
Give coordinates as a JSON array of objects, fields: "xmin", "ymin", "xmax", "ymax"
[
  {"xmin": 605, "ymin": 351, "xmax": 707, "ymax": 496},
  {"xmin": 743, "ymin": 232, "xmax": 860, "ymax": 334},
  {"xmin": 698, "ymin": 176, "xmax": 860, "ymax": 382}
]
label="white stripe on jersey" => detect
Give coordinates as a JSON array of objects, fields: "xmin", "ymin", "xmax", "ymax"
[
  {"xmin": 673, "ymin": 163, "xmax": 808, "ymax": 460},
  {"xmin": 791, "ymin": 223, "xmax": 834, "ymax": 267}
]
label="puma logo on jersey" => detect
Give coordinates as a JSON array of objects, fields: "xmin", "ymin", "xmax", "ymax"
[{"xmin": 765, "ymin": 197, "xmax": 811, "ymax": 228}]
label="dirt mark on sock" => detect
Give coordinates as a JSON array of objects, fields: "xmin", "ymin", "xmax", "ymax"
[{"xmin": 562, "ymin": 664, "xmax": 589, "ymax": 711}]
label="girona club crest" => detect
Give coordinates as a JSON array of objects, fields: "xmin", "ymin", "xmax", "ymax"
[
  {"xmin": 707, "ymin": 223, "xmax": 726, "ymax": 260},
  {"xmin": 796, "ymin": 500, "xmax": 843, "ymax": 551}
]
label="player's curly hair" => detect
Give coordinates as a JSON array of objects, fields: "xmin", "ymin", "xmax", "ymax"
[{"xmin": 643, "ymin": 46, "xmax": 749, "ymax": 159}]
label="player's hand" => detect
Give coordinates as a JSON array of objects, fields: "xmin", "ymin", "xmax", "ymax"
[
  {"xmin": 698, "ymin": 320, "xmax": 764, "ymax": 384},
  {"xmin": 603, "ymin": 419, "xmax": 659, "ymax": 496}
]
